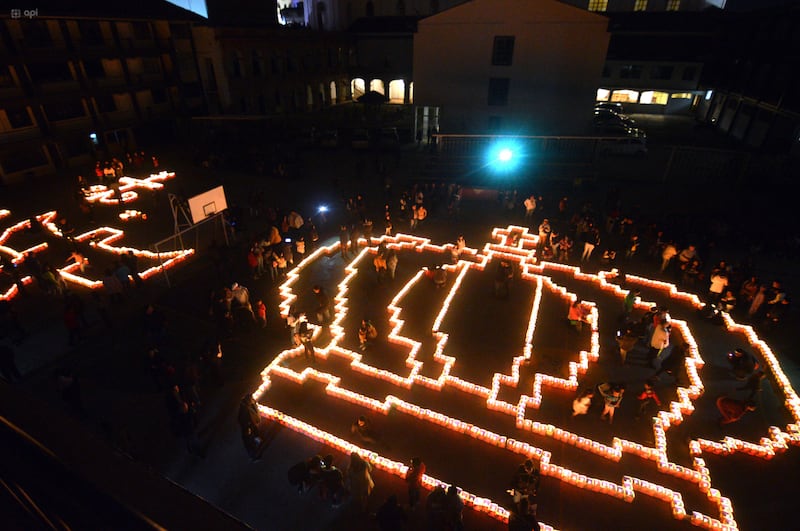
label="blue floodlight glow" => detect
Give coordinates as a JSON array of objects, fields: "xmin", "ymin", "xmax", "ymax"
[
  {"xmin": 318, "ymin": 205, "xmax": 328, "ymax": 213},
  {"xmin": 485, "ymin": 139, "xmax": 525, "ymax": 175}
]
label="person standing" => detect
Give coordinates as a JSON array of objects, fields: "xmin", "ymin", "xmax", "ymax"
[
  {"xmin": 524, "ymin": 195, "xmax": 537, "ymax": 224},
  {"xmin": 660, "ymin": 241, "xmax": 678, "ymax": 273},
  {"xmin": 648, "ymin": 321, "xmax": 671, "ymax": 367},
  {"xmin": 445, "ymin": 485, "xmax": 465, "ymax": 531},
  {"xmin": 406, "ymin": 456, "xmax": 426, "ymax": 509},
  {"xmin": 256, "ymin": 300, "xmax": 267, "ymax": 329},
  {"xmin": 598, "ymin": 382, "xmax": 624, "ymax": 424},
  {"xmin": 495, "ymin": 259, "xmax": 514, "ymax": 299},
  {"xmin": 295, "ymin": 316, "xmax": 315, "ymax": 363},
  {"xmin": 313, "ymin": 285, "xmax": 332, "ymax": 327},
  {"xmin": 377, "ymin": 494, "xmax": 407, "ymax": 531},
  {"xmin": 237, "ymin": 394, "xmax": 263, "ymax": 460},
  {"xmin": 122, "ymin": 250, "xmax": 143, "ymax": 288},
  {"xmin": 581, "ymin": 226, "xmax": 600, "ymax": 263},
  {"xmin": 572, "ymin": 388, "xmax": 594, "ymax": 417},
  {"xmin": 635, "ymin": 379, "xmax": 662, "ymax": 420},
  {"xmin": 346, "ymin": 452, "xmax": 374, "ymax": 513}
]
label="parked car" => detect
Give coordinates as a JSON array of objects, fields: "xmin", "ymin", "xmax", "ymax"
[
  {"xmin": 351, "ymin": 129, "xmax": 370, "ymax": 150},
  {"xmin": 318, "ymin": 129, "xmax": 339, "ymax": 148},
  {"xmin": 594, "ymin": 102, "xmax": 624, "ymax": 114},
  {"xmin": 593, "ymin": 109, "xmax": 636, "ymax": 128}
]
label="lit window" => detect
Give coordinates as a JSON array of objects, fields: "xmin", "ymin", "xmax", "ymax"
[
  {"xmin": 666, "ymin": 0, "xmax": 680, "ymax": 11},
  {"xmin": 588, "ymin": 0, "xmax": 608, "ymax": 11},
  {"xmin": 671, "ymin": 92, "xmax": 693, "ymax": 99},
  {"xmin": 610, "ymin": 90, "xmax": 639, "ymax": 103},
  {"xmin": 634, "ymin": 0, "xmax": 647, "ymax": 10},
  {"xmin": 640, "ymin": 91, "xmax": 669, "ymax": 105},
  {"xmin": 705, "ymin": 89, "xmax": 714, "ymax": 101},
  {"xmin": 492, "ymin": 36, "xmax": 515, "ymax": 66},
  {"xmin": 596, "ymin": 88, "xmax": 610, "ymax": 101}
]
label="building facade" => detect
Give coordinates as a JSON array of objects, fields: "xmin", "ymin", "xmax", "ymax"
[
  {"xmin": 696, "ymin": 3, "xmax": 800, "ymax": 153},
  {"xmin": 0, "ymin": 3, "xmax": 205, "ymax": 184},
  {"xmin": 413, "ymin": 0, "xmax": 610, "ymax": 136}
]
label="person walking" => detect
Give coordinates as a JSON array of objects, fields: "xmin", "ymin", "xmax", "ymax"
[
  {"xmin": 572, "ymin": 388, "xmax": 594, "ymax": 417},
  {"xmin": 635, "ymin": 379, "xmax": 662, "ymax": 421}
]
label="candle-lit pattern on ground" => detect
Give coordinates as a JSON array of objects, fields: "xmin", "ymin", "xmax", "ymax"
[
  {"xmin": 0, "ymin": 208, "xmax": 193, "ymax": 296},
  {"xmin": 82, "ymin": 171, "xmax": 175, "ymax": 205},
  {"xmin": 252, "ymin": 226, "xmax": 798, "ymax": 530}
]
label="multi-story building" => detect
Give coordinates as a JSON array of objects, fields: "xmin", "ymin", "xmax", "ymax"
[
  {"xmin": 413, "ymin": 0, "xmax": 610, "ymax": 136},
  {"xmin": 595, "ymin": 10, "xmax": 720, "ymax": 115},
  {"xmin": 696, "ymin": 3, "xmax": 800, "ymax": 152},
  {"xmin": 192, "ymin": 23, "xmax": 353, "ymax": 117},
  {"xmin": 0, "ymin": 2, "xmax": 207, "ymax": 184}
]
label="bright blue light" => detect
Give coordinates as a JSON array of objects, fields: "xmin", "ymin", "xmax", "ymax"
[
  {"xmin": 486, "ymin": 139, "xmax": 525, "ymax": 175},
  {"xmin": 318, "ymin": 205, "xmax": 328, "ymax": 213}
]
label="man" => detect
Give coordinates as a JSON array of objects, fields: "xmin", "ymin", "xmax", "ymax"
[
  {"xmin": 495, "ymin": 259, "xmax": 513, "ymax": 298},
  {"xmin": 660, "ymin": 241, "xmax": 678, "ymax": 273},
  {"xmin": 237, "ymin": 394, "xmax": 263, "ymax": 460},
  {"xmin": 122, "ymin": 250, "xmax": 143, "ymax": 288},
  {"xmin": 312, "ymin": 285, "xmax": 332, "ymax": 326},
  {"xmin": 230, "ymin": 282, "xmax": 255, "ymax": 321},
  {"xmin": 716, "ymin": 396, "xmax": 756, "ymax": 425},
  {"xmin": 523, "ymin": 195, "xmax": 537, "ymax": 223}
]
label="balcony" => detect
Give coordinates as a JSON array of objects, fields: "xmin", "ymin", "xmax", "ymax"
[
  {"xmin": 0, "ymin": 126, "xmax": 43, "ymax": 143},
  {"xmin": 36, "ymin": 79, "xmax": 81, "ymax": 95},
  {"xmin": 47, "ymin": 115, "xmax": 92, "ymax": 135}
]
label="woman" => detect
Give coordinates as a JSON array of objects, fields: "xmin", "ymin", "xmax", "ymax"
[
  {"xmin": 598, "ymin": 382, "xmax": 625, "ymax": 424},
  {"xmin": 346, "ymin": 452, "xmax": 374, "ymax": 512}
]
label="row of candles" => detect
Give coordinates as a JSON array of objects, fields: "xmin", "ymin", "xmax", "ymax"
[
  {"xmin": 82, "ymin": 171, "xmax": 175, "ymax": 205},
  {"xmin": 256, "ymin": 226, "xmax": 799, "ymax": 530}
]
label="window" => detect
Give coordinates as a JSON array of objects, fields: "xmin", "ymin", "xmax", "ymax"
[
  {"xmin": 634, "ymin": 0, "xmax": 647, "ymax": 10},
  {"xmin": 610, "ymin": 90, "xmax": 639, "ymax": 103},
  {"xmin": 6, "ymin": 106, "xmax": 34, "ymax": 129},
  {"xmin": 596, "ymin": 88, "xmax": 611, "ymax": 101},
  {"xmin": 588, "ymin": 0, "xmax": 608, "ymax": 12},
  {"xmin": 22, "ymin": 20, "xmax": 52, "ymax": 47},
  {"xmin": 132, "ymin": 22, "xmax": 151, "ymax": 40},
  {"xmin": 152, "ymin": 87, "xmax": 167, "ymax": 104},
  {"xmin": 0, "ymin": 66, "xmax": 16, "ymax": 88},
  {"xmin": 650, "ymin": 66, "xmax": 674, "ymax": 80},
  {"xmin": 666, "ymin": 0, "xmax": 680, "ymax": 10},
  {"xmin": 83, "ymin": 59, "xmax": 104, "ymax": 79},
  {"xmin": 488, "ymin": 78, "xmax": 510, "ymax": 106},
  {"xmin": 682, "ymin": 66, "xmax": 697, "ymax": 81},
  {"xmin": 640, "ymin": 91, "xmax": 668, "ymax": 105},
  {"xmin": 27, "ymin": 62, "xmax": 73, "ymax": 83},
  {"xmin": 43, "ymin": 101, "xmax": 86, "ymax": 122},
  {"xmin": 671, "ymin": 92, "xmax": 693, "ymax": 99},
  {"xmin": 94, "ymin": 94, "xmax": 117, "ymax": 113},
  {"xmin": 78, "ymin": 20, "xmax": 104, "ymax": 45},
  {"xmin": 366, "ymin": 1, "xmax": 374, "ymax": 16},
  {"xmin": 492, "ymin": 36, "xmax": 515, "ymax": 66},
  {"xmin": 252, "ymin": 52, "xmax": 263, "ymax": 77},
  {"xmin": 619, "ymin": 65, "xmax": 642, "ymax": 79},
  {"xmin": 169, "ymin": 23, "xmax": 191, "ymax": 39}
]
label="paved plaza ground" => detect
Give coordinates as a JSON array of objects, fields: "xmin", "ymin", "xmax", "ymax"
[{"xmin": 2, "ymin": 133, "xmax": 800, "ymax": 530}]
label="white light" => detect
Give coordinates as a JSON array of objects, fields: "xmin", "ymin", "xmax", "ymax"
[
  {"xmin": 498, "ymin": 148, "xmax": 513, "ymax": 162},
  {"xmin": 318, "ymin": 205, "xmax": 328, "ymax": 213},
  {"xmin": 705, "ymin": 90, "xmax": 714, "ymax": 101}
]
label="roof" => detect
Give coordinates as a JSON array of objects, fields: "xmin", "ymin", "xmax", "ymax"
[
  {"xmin": 420, "ymin": 0, "xmax": 609, "ymax": 26},
  {"xmin": 8, "ymin": 0, "xmax": 206, "ymax": 22},
  {"xmin": 348, "ymin": 16, "xmax": 420, "ymax": 33}
]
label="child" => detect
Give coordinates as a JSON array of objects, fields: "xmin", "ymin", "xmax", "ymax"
[
  {"xmin": 572, "ymin": 389, "xmax": 594, "ymax": 417},
  {"xmin": 256, "ymin": 300, "xmax": 267, "ymax": 328}
]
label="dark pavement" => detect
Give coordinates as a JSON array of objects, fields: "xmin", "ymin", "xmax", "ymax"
[{"xmin": 1, "ymin": 132, "xmax": 799, "ymax": 531}]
